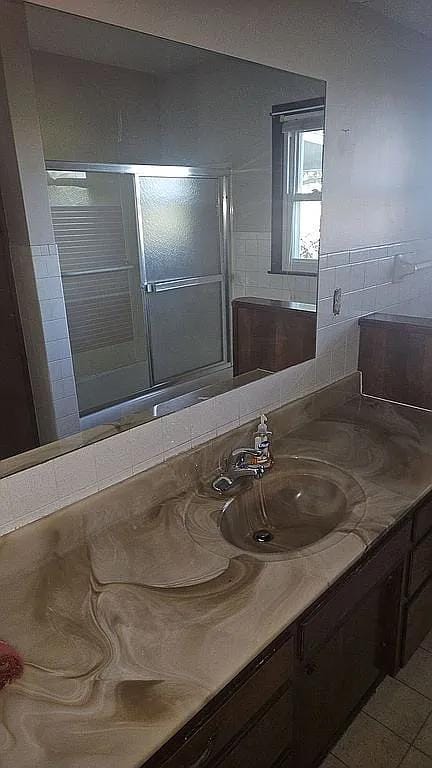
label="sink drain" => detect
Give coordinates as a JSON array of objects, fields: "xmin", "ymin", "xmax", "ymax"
[{"xmin": 253, "ymin": 529, "xmax": 274, "ymax": 544}]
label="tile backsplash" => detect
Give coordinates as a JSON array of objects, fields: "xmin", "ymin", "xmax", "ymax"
[{"xmin": 1, "ymin": 234, "xmax": 432, "ymax": 536}]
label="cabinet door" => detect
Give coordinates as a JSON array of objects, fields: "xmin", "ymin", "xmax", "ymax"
[
  {"xmin": 296, "ymin": 568, "xmax": 402, "ymax": 768},
  {"xmin": 215, "ymin": 686, "xmax": 293, "ymax": 768},
  {"xmin": 156, "ymin": 636, "xmax": 294, "ymax": 768},
  {"xmin": 403, "ymin": 577, "xmax": 432, "ymax": 664}
]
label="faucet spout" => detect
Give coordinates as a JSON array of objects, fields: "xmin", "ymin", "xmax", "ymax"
[
  {"xmin": 212, "ymin": 446, "xmax": 267, "ymax": 493},
  {"xmin": 211, "ymin": 415, "xmax": 273, "ymax": 494}
]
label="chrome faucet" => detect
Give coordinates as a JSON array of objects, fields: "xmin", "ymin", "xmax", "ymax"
[{"xmin": 212, "ymin": 446, "xmax": 267, "ymax": 493}]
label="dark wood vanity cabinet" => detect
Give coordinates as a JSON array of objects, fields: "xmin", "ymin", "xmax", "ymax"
[
  {"xmin": 402, "ymin": 497, "xmax": 432, "ymax": 665},
  {"xmin": 295, "ymin": 522, "xmax": 408, "ymax": 767},
  {"xmin": 152, "ymin": 634, "xmax": 295, "ymax": 768},
  {"xmin": 149, "ymin": 508, "xmax": 432, "ymax": 768},
  {"xmin": 358, "ymin": 313, "xmax": 432, "ymax": 409},
  {"xmin": 297, "ymin": 563, "xmax": 404, "ymax": 767}
]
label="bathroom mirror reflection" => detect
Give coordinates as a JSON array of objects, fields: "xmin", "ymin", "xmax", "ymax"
[{"xmin": 0, "ymin": 4, "xmax": 326, "ymax": 468}]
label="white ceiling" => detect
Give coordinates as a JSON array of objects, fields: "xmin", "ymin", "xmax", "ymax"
[
  {"xmin": 352, "ymin": 0, "xmax": 432, "ymax": 38},
  {"xmin": 25, "ymin": 4, "xmax": 219, "ymax": 75}
]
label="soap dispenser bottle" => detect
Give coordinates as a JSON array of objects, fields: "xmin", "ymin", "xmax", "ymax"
[{"xmin": 254, "ymin": 414, "xmax": 273, "ymax": 469}]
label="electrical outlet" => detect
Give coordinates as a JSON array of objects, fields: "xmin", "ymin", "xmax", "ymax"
[{"xmin": 333, "ymin": 287, "xmax": 342, "ymax": 315}]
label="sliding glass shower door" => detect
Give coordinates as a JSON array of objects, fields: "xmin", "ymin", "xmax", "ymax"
[
  {"xmin": 138, "ymin": 174, "xmax": 228, "ymax": 385},
  {"xmin": 47, "ymin": 164, "xmax": 230, "ymax": 415}
]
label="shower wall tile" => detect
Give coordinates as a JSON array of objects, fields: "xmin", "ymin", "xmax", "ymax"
[
  {"xmin": 161, "ymin": 410, "xmax": 192, "ymax": 453},
  {"xmin": 53, "ymin": 445, "xmax": 97, "ymax": 499},
  {"xmin": 6, "ymin": 461, "xmax": 58, "ymax": 519},
  {"xmin": 94, "ymin": 432, "xmax": 133, "ymax": 484},
  {"xmin": 130, "ymin": 419, "xmax": 164, "ymax": 468},
  {"xmin": 10, "ymin": 243, "xmax": 80, "ymax": 444}
]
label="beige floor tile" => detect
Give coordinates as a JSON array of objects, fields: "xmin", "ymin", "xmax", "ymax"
[
  {"xmin": 422, "ymin": 631, "xmax": 432, "ymax": 655},
  {"xmin": 333, "ymin": 712, "xmax": 408, "ymax": 768},
  {"xmin": 400, "ymin": 748, "xmax": 432, "ymax": 768},
  {"xmin": 398, "ymin": 649, "xmax": 432, "ymax": 701},
  {"xmin": 415, "ymin": 714, "xmax": 432, "ymax": 758},
  {"xmin": 319, "ymin": 756, "xmax": 347, "ymax": 768},
  {"xmin": 363, "ymin": 676, "xmax": 432, "ymax": 742}
]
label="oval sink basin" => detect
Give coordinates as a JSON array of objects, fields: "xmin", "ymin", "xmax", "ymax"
[{"xmin": 219, "ymin": 457, "xmax": 366, "ymax": 557}]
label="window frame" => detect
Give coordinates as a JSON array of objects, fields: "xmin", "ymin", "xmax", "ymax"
[{"xmin": 270, "ymin": 98, "xmax": 325, "ymax": 276}]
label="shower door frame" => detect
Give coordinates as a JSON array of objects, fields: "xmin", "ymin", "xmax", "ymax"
[{"xmin": 46, "ymin": 161, "xmax": 233, "ymax": 404}]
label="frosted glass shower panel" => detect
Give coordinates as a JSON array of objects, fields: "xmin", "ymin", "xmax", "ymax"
[
  {"xmin": 138, "ymin": 176, "xmax": 222, "ymax": 281},
  {"xmin": 148, "ymin": 281, "xmax": 224, "ymax": 383}
]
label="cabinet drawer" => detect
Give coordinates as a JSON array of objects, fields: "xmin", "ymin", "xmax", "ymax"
[
  {"xmin": 215, "ymin": 687, "xmax": 293, "ymax": 768},
  {"xmin": 158, "ymin": 635, "xmax": 294, "ymax": 768},
  {"xmin": 413, "ymin": 497, "xmax": 432, "ymax": 543},
  {"xmin": 409, "ymin": 527, "xmax": 432, "ymax": 596},
  {"xmin": 403, "ymin": 577, "xmax": 432, "ymax": 664},
  {"xmin": 299, "ymin": 521, "xmax": 410, "ymax": 658}
]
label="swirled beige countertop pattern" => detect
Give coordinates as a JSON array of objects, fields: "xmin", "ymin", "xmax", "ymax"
[{"xmin": 2, "ymin": 385, "xmax": 432, "ymax": 768}]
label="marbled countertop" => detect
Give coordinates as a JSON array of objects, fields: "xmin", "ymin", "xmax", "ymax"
[{"xmin": 2, "ymin": 388, "xmax": 432, "ymax": 768}]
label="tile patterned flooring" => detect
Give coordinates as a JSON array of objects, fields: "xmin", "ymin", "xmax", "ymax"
[{"xmin": 320, "ymin": 631, "xmax": 432, "ymax": 768}]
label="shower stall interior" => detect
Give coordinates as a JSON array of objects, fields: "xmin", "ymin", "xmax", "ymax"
[{"xmin": 46, "ymin": 164, "xmax": 231, "ymax": 416}]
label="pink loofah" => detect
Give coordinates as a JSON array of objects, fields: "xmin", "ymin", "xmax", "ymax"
[{"xmin": 0, "ymin": 641, "xmax": 24, "ymax": 689}]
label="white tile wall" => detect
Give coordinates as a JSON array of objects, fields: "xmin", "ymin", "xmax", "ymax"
[
  {"xmin": 10, "ymin": 243, "xmax": 80, "ymax": 443},
  {"xmin": 2, "ymin": 235, "xmax": 432, "ymax": 538},
  {"xmin": 232, "ymin": 231, "xmax": 317, "ymax": 305}
]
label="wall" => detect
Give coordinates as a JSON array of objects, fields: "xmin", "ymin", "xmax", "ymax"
[{"xmin": 31, "ymin": 51, "xmax": 162, "ymax": 164}]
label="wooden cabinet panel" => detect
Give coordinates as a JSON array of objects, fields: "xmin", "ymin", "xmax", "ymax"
[
  {"xmin": 215, "ymin": 687, "xmax": 293, "ymax": 768},
  {"xmin": 299, "ymin": 522, "xmax": 410, "ymax": 658},
  {"xmin": 157, "ymin": 636, "xmax": 294, "ymax": 768},
  {"xmin": 232, "ymin": 297, "xmax": 316, "ymax": 376},
  {"xmin": 403, "ymin": 577, "xmax": 432, "ymax": 665},
  {"xmin": 358, "ymin": 313, "xmax": 432, "ymax": 409},
  {"xmin": 409, "ymin": 527, "xmax": 432, "ymax": 597},
  {"xmin": 413, "ymin": 497, "xmax": 432, "ymax": 543},
  {"xmin": 296, "ymin": 632, "xmax": 341, "ymax": 767},
  {"xmin": 297, "ymin": 568, "xmax": 402, "ymax": 768}
]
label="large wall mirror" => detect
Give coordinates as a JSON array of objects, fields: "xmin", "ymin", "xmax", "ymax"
[{"xmin": 0, "ymin": 4, "xmax": 326, "ymax": 468}]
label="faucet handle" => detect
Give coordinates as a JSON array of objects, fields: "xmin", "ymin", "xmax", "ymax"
[
  {"xmin": 229, "ymin": 447, "xmax": 264, "ymax": 471},
  {"xmin": 231, "ymin": 447, "xmax": 262, "ymax": 459}
]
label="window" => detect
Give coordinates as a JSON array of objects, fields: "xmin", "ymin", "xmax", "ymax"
[{"xmin": 271, "ymin": 99, "xmax": 325, "ymax": 275}]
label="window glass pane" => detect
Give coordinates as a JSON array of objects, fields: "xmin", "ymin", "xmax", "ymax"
[
  {"xmin": 296, "ymin": 200, "xmax": 321, "ymax": 259},
  {"xmin": 297, "ymin": 130, "xmax": 324, "ymax": 194}
]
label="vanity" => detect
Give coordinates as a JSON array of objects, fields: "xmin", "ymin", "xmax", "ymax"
[
  {"xmin": 2, "ymin": 376, "xmax": 432, "ymax": 768},
  {"xmin": 148, "ymin": 500, "xmax": 427, "ymax": 768}
]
